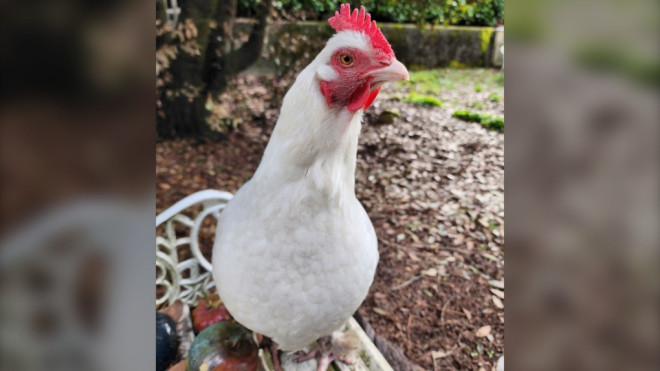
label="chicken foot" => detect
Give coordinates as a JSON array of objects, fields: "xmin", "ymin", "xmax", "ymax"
[{"xmin": 295, "ymin": 331, "xmax": 359, "ymax": 371}]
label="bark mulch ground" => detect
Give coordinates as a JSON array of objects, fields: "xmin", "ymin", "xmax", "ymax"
[{"xmin": 156, "ymin": 69, "xmax": 504, "ymax": 370}]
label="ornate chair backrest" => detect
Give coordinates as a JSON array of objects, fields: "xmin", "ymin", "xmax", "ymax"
[{"xmin": 156, "ymin": 190, "xmax": 233, "ymax": 308}]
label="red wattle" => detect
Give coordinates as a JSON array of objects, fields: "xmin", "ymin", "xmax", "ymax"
[
  {"xmin": 347, "ymin": 82, "xmax": 371, "ymax": 112},
  {"xmin": 363, "ymin": 87, "xmax": 381, "ymax": 110}
]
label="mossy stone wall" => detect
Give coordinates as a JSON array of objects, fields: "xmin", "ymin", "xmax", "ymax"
[
  {"xmin": 380, "ymin": 24, "xmax": 495, "ymax": 70},
  {"xmin": 235, "ymin": 20, "xmax": 498, "ymax": 75}
]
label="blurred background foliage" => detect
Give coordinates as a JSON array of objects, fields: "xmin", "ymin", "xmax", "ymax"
[
  {"xmin": 156, "ymin": 0, "xmax": 503, "ymax": 139},
  {"xmin": 240, "ymin": 0, "xmax": 503, "ymax": 26}
]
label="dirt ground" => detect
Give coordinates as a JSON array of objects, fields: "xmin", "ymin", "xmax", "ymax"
[{"xmin": 156, "ymin": 69, "xmax": 504, "ymax": 370}]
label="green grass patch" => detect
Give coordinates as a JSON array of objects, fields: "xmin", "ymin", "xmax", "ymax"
[
  {"xmin": 398, "ymin": 68, "xmax": 504, "ymax": 95},
  {"xmin": 405, "ymin": 92, "xmax": 443, "ymax": 107},
  {"xmin": 401, "ymin": 70, "xmax": 441, "ymax": 85},
  {"xmin": 488, "ymin": 92, "xmax": 501, "ymax": 102},
  {"xmin": 452, "ymin": 110, "xmax": 504, "ymax": 132},
  {"xmin": 474, "ymin": 85, "xmax": 483, "ymax": 92},
  {"xmin": 397, "ymin": 69, "xmax": 453, "ymax": 93},
  {"xmin": 471, "ymin": 101, "xmax": 486, "ymax": 109},
  {"xmin": 495, "ymin": 73, "xmax": 504, "ymax": 86}
]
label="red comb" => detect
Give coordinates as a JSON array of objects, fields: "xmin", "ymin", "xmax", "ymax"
[{"xmin": 328, "ymin": 4, "xmax": 394, "ymax": 58}]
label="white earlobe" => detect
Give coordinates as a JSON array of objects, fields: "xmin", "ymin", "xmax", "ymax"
[{"xmin": 316, "ymin": 64, "xmax": 338, "ymax": 81}]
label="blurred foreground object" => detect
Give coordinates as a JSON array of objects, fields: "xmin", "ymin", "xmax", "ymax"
[
  {"xmin": 0, "ymin": 0, "xmax": 155, "ymax": 369},
  {"xmin": 0, "ymin": 200, "xmax": 154, "ymax": 370},
  {"xmin": 506, "ymin": 0, "xmax": 659, "ymax": 370},
  {"xmin": 0, "ymin": 0, "xmax": 154, "ymax": 230}
]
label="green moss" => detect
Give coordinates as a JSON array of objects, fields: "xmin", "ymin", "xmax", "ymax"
[
  {"xmin": 407, "ymin": 64, "xmax": 429, "ymax": 72},
  {"xmin": 449, "ymin": 60, "xmax": 467, "ymax": 69},
  {"xmin": 480, "ymin": 28, "xmax": 494, "ymax": 54},
  {"xmin": 390, "ymin": 93, "xmax": 404, "ymax": 101},
  {"xmin": 376, "ymin": 108, "xmax": 402, "ymax": 124},
  {"xmin": 452, "ymin": 110, "xmax": 504, "ymax": 132},
  {"xmin": 359, "ymin": 349, "xmax": 371, "ymax": 368},
  {"xmin": 405, "ymin": 92, "xmax": 444, "ymax": 107}
]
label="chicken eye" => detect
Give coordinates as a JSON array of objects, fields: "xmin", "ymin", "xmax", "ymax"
[{"xmin": 339, "ymin": 54, "xmax": 354, "ymax": 66}]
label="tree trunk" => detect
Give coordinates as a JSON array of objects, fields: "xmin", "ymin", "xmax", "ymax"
[{"xmin": 157, "ymin": 0, "xmax": 271, "ymax": 140}]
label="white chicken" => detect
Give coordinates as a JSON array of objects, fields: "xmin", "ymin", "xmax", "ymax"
[{"xmin": 212, "ymin": 4, "xmax": 409, "ymax": 370}]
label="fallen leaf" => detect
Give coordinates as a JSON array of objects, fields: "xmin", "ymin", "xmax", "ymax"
[
  {"xmin": 373, "ymin": 307, "xmax": 388, "ymax": 316},
  {"xmin": 421, "ymin": 268, "xmax": 438, "ymax": 277},
  {"xmin": 476, "ymin": 325, "xmax": 491, "ymax": 337},
  {"xmin": 488, "ymin": 280, "xmax": 504, "ymax": 289},
  {"xmin": 490, "ymin": 288, "xmax": 504, "ymax": 299},
  {"xmin": 431, "ymin": 350, "xmax": 449, "ymax": 359},
  {"xmin": 492, "ymin": 296, "xmax": 504, "ymax": 309},
  {"xmin": 439, "ymin": 256, "xmax": 456, "ymax": 265},
  {"xmin": 407, "ymin": 230, "xmax": 420, "ymax": 243},
  {"xmin": 483, "ymin": 253, "xmax": 499, "ymax": 262},
  {"xmin": 463, "ymin": 308, "xmax": 472, "ymax": 320}
]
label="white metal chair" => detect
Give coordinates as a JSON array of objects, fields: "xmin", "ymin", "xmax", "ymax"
[{"xmin": 156, "ymin": 189, "xmax": 233, "ymax": 308}]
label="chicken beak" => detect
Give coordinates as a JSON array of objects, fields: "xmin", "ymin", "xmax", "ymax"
[{"xmin": 367, "ymin": 59, "xmax": 410, "ymax": 83}]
